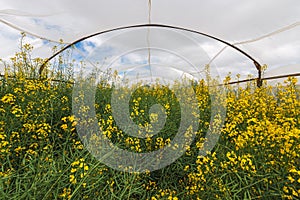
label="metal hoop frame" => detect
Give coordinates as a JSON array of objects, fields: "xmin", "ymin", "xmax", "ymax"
[{"xmin": 39, "ymin": 24, "xmax": 263, "ymax": 86}]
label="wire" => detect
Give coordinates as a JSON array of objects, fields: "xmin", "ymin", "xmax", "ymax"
[
  {"xmin": 147, "ymin": 0, "xmax": 153, "ymax": 82},
  {"xmin": 207, "ymin": 21, "xmax": 300, "ymax": 65},
  {"xmin": 0, "ymin": 18, "xmax": 69, "ymax": 44},
  {"xmin": 0, "ymin": 8, "xmax": 70, "ymax": 44}
]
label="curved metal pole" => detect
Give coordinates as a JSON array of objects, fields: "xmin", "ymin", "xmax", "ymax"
[{"xmin": 39, "ymin": 23, "xmax": 263, "ymax": 87}]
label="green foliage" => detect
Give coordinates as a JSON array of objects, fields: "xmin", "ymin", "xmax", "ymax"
[{"xmin": 0, "ymin": 36, "xmax": 299, "ymax": 200}]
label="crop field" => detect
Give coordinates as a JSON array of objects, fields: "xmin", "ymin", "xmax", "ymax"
[{"xmin": 0, "ymin": 42, "xmax": 299, "ymax": 200}]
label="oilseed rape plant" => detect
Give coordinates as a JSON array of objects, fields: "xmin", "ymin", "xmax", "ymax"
[{"xmin": 0, "ymin": 37, "xmax": 299, "ymax": 199}]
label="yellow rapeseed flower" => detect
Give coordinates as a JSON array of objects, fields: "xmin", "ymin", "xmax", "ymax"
[{"xmin": 61, "ymin": 124, "xmax": 68, "ymax": 130}]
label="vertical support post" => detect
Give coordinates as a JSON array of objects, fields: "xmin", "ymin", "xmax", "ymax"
[{"xmin": 254, "ymin": 61, "xmax": 262, "ymax": 87}]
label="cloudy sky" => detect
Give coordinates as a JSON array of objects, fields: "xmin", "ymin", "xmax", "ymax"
[{"xmin": 0, "ymin": 0, "xmax": 299, "ymax": 83}]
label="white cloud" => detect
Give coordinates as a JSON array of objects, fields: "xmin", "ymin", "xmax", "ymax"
[{"xmin": 0, "ymin": 0, "xmax": 299, "ymax": 82}]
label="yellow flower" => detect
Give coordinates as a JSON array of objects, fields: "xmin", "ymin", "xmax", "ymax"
[
  {"xmin": 71, "ymin": 160, "xmax": 80, "ymax": 166},
  {"xmin": 59, "ymin": 188, "xmax": 71, "ymax": 198},
  {"xmin": 184, "ymin": 165, "xmax": 190, "ymax": 171},
  {"xmin": 14, "ymin": 146, "xmax": 23, "ymax": 153},
  {"xmin": 70, "ymin": 168, "xmax": 77, "ymax": 173},
  {"xmin": 1, "ymin": 93, "xmax": 15, "ymax": 104},
  {"xmin": 287, "ymin": 176, "xmax": 295, "ymax": 183},
  {"xmin": 283, "ymin": 186, "xmax": 289, "ymax": 193},
  {"xmin": 61, "ymin": 124, "xmax": 68, "ymax": 130},
  {"xmin": 68, "ymin": 115, "xmax": 75, "ymax": 122},
  {"xmin": 79, "ymin": 162, "xmax": 84, "ymax": 168},
  {"xmin": 62, "ymin": 117, "xmax": 68, "ymax": 122},
  {"xmin": 69, "ymin": 174, "xmax": 76, "ymax": 184}
]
